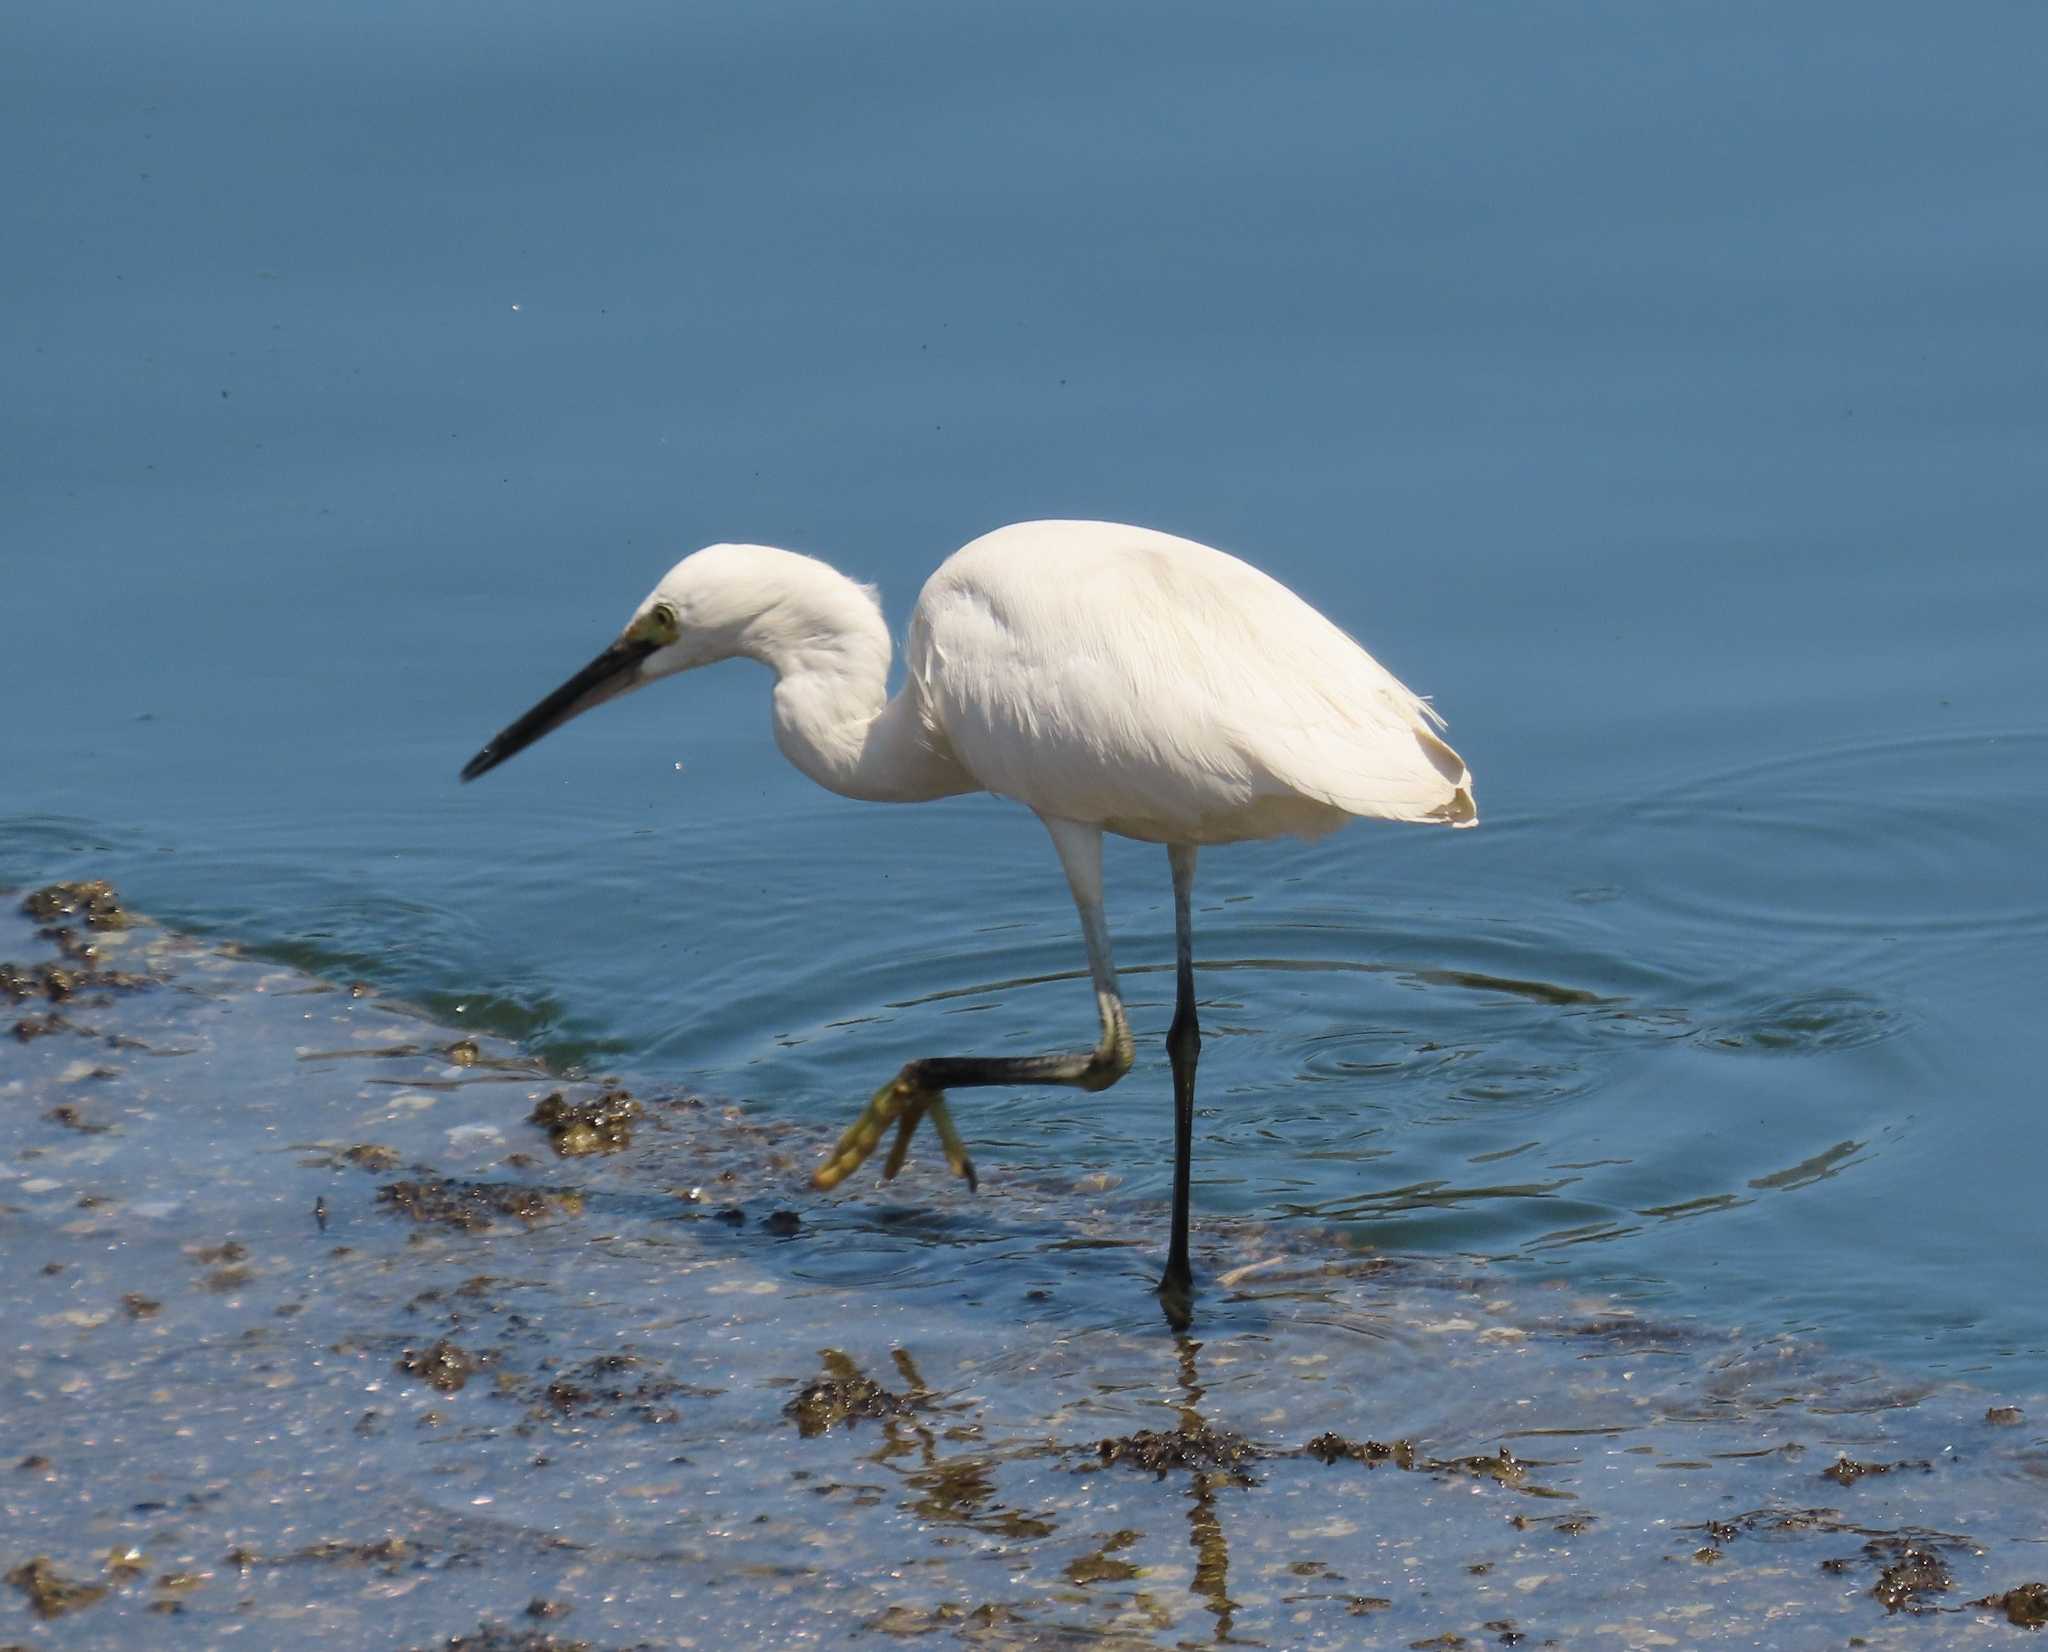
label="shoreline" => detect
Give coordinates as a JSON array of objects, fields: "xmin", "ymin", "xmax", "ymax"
[{"xmin": 4, "ymin": 880, "xmax": 2044, "ymax": 1647}]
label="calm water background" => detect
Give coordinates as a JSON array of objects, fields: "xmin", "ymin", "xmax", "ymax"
[{"xmin": 8, "ymin": 0, "xmax": 2045, "ymax": 1388}]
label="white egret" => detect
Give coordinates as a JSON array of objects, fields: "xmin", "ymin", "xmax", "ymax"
[{"xmin": 462, "ymin": 520, "xmax": 1475, "ymax": 1314}]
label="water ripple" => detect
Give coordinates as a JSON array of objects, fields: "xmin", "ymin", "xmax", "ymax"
[
  {"xmin": 1691, "ymin": 990, "xmax": 1907, "ymax": 1057},
  {"xmin": 1588, "ymin": 728, "xmax": 2048, "ymax": 945}
]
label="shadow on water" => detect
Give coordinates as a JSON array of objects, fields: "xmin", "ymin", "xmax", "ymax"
[{"xmin": 4, "ymin": 885, "xmax": 2046, "ymax": 1647}]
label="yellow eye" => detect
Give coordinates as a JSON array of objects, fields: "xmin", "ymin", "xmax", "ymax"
[{"xmin": 632, "ymin": 604, "xmax": 680, "ymax": 646}]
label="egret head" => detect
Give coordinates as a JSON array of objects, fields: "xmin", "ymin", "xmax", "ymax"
[{"xmin": 459, "ymin": 546, "xmax": 755, "ymax": 783}]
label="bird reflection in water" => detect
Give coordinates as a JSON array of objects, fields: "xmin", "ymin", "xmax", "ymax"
[
  {"xmin": 871, "ymin": 1349, "xmax": 1059, "ymax": 1541},
  {"xmin": 807, "ymin": 1338, "xmax": 1248, "ymax": 1641},
  {"xmin": 1173, "ymin": 1335, "xmax": 1242, "ymax": 1642}
]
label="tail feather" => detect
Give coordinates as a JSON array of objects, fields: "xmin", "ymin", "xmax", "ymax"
[{"xmin": 1416, "ymin": 726, "xmax": 1478, "ymax": 826}]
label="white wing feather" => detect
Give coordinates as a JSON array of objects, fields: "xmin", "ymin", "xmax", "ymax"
[{"xmin": 911, "ymin": 521, "xmax": 1475, "ymax": 843}]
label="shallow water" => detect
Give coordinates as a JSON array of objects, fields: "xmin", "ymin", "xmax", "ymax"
[
  {"xmin": 5, "ymin": 901, "xmax": 2046, "ymax": 1647},
  {"xmin": 6, "ymin": 0, "xmax": 2048, "ymax": 1641}
]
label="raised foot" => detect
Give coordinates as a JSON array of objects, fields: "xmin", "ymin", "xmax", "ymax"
[{"xmin": 810, "ymin": 1071, "xmax": 979, "ymax": 1193}]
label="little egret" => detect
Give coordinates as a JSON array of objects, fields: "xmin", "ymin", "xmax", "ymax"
[{"xmin": 461, "ymin": 520, "xmax": 1475, "ymax": 1314}]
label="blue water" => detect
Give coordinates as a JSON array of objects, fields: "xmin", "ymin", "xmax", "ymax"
[{"xmin": 9, "ymin": 0, "xmax": 2046, "ymax": 1386}]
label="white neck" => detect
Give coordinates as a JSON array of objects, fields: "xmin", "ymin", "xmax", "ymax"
[{"xmin": 727, "ymin": 550, "xmax": 974, "ymax": 804}]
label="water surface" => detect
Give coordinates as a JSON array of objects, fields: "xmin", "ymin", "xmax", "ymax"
[
  {"xmin": 4, "ymin": 902, "xmax": 2045, "ymax": 1646},
  {"xmin": 5, "ymin": 1, "xmax": 2048, "ymax": 1638}
]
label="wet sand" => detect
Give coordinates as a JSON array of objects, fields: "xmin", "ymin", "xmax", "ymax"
[{"xmin": 4, "ymin": 883, "xmax": 2044, "ymax": 1649}]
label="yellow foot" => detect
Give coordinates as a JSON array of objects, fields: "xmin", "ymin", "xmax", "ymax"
[
  {"xmin": 811, "ymin": 1074, "xmax": 979, "ymax": 1193},
  {"xmin": 921, "ymin": 1095, "xmax": 978, "ymax": 1191}
]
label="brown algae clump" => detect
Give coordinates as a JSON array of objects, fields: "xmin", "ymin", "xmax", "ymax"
[
  {"xmin": 7, "ymin": 1556, "xmax": 110, "ymax": 1619},
  {"xmin": 22, "ymin": 880, "xmax": 127, "ymax": 929},
  {"xmin": 344, "ymin": 1143, "xmax": 403, "ymax": 1173},
  {"xmin": 537, "ymin": 1353, "xmax": 701, "ymax": 1425},
  {"xmin": 405, "ymin": 1620, "xmax": 650, "ymax": 1651},
  {"xmin": 0, "ymin": 882, "xmax": 152, "ymax": 1006},
  {"xmin": 529, "ymin": 1088, "xmax": 643, "ymax": 1156},
  {"xmin": 0, "ymin": 958, "xmax": 152, "ymax": 1004},
  {"xmin": 1820, "ymin": 1455, "xmax": 1930, "ymax": 1486},
  {"xmin": 228, "ymin": 1537, "xmax": 416, "ymax": 1573},
  {"xmin": 785, "ymin": 1351, "xmax": 914, "ymax": 1437},
  {"xmin": 1305, "ymin": 1432, "xmax": 1416, "ymax": 1469},
  {"xmin": 398, "ymin": 1340, "xmax": 480, "ymax": 1393},
  {"xmin": 1064, "ymin": 1529, "xmax": 1142, "ymax": 1585},
  {"xmin": 1096, "ymin": 1422, "xmax": 1260, "ymax": 1480},
  {"xmin": 1433, "ymin": 1446, "xmax": 1531, "ymax": 1488},
  {"xmin": 376, "ymin": 1178, "xmax": 583, "ymax": 1231},
  {"xmin": 46, "ymin": 1103, "xmax": 114, "ymax": 1134},
  {"xmin": 1975, "ymin": 1583, "xmax": 2048, "ymax": 1629},
  {"xmin": 1869, "ymin": 1539, "xmax": 1954, "ymax": 1614}
]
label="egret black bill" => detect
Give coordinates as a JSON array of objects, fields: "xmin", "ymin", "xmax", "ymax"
[{"xmin": 460, "ymin": 635, "xmax": 660, "ymax": 782}]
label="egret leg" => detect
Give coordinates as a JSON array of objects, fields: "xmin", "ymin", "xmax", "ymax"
[
  {"xmin": 1161, "ymin": 843, "xmax": 1200, "ymax": 1315},
  {"xmin": 811, "ymin": 816, "xmax": 1134, "ymax": 1192}
]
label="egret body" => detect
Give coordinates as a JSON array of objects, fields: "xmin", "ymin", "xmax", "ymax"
[{"xmin": 462, "ymin": 520, "xmax": 1476, "ymax": 1315}]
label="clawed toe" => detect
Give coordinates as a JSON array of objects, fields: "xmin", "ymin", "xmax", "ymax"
[
  {"xmin": 925, "ymin": 1096, "xmax": 978, "ymax": 1191},
  {"xmin": 811, "ymin": 1073, "xmax": 978, "ymax": 1193},
  {"xmin": 881, "ymin": 1093, "xmax": 928, "ymax": 1180}
]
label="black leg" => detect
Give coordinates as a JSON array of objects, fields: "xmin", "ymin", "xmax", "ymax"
[{"xmin": 1160, "ymin": 844, "xmax": 1200, "ymax": 1318}]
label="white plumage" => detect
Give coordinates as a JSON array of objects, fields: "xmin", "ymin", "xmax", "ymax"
[
  {"xmin": 906, "ymin": 521, "xmax": 1473, "ymax": 842},
  {"xmin": 462, "ymin": 517, "xmax": 1476, "ymax": 1314}
]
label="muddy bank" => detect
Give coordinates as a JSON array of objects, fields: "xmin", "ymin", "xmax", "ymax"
[{"xmin": 4, "ymin": 883, "xmax": 2045, "ymax": 1649}]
